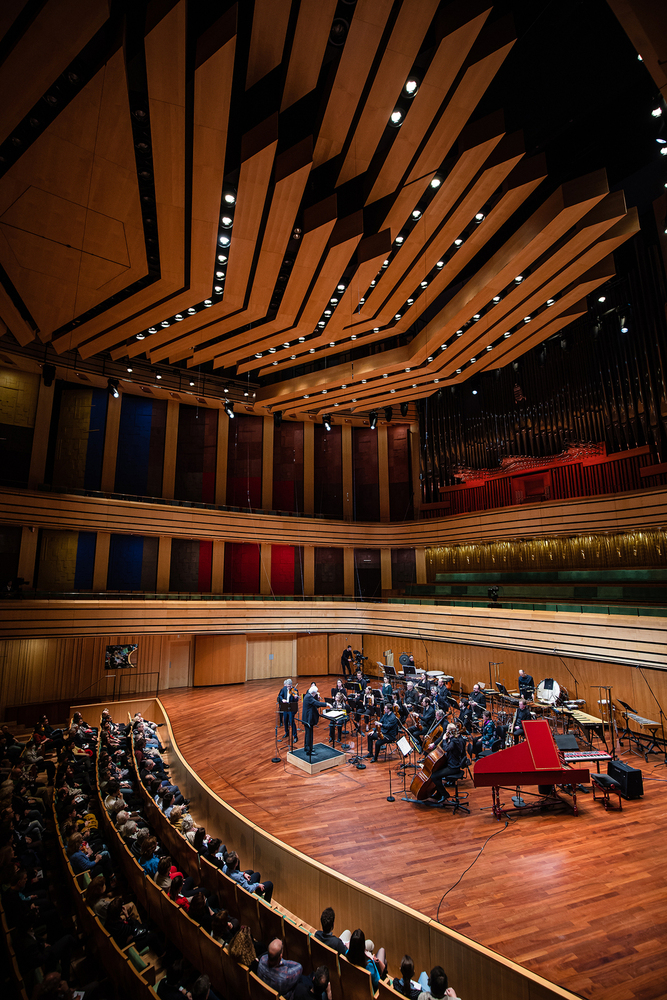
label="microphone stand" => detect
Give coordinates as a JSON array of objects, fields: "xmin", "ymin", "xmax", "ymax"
[
  {"xmin": 638, "ymin": 667, "xmax": 667, "ymax": 767},
  {"xmin": 387, "ymin": 767, "xmax": 395, "ymax": 803},
  {"xmin": 553, "ymin": 649, "xmax": 580, "ymax": 702}
]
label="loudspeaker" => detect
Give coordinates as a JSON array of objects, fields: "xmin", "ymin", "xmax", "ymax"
[{"xmin": 607, "ymin": 759, "xmax": 643, "ymax": 799}]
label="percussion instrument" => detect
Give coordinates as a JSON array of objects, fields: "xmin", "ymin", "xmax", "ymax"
[{"xmin": 536, "ymin": 678, "xmax": 561, "ymax": 704}]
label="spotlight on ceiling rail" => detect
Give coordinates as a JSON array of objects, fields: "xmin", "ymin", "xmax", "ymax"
[
  {"xmin": 369, "ymin": 410, "xmax": 378, "ymax": 430},
  {"xmin": 107, "ymin": 378, "xmax": 119, "ymax": 398},
  {"xmin": 224, "ymin": 400, "xmax": 234, "ymax": 418}
]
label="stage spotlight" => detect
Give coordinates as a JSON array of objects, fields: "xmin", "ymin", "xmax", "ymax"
[
  {"xmin": 400, "ymin": 401, "xmax": 409, "ymax": 417},
  {"xmin": 224, "ymin": 400, "xmax": 234, "ymax": 418},
  {"xmin": 389, "ymin": 108, "xmax": 404, "ymax": 127},
  {"xmin": 369, "ymin": 410, "xmax": 378, "ymax": 430},
  {"xmin": 222, "ymin": 186, "xmax": 237, "ymax": 205},
  {"xmin": 273, "ymin": 410, "xmax": 283, "ymax": 428},
  {"xmin": 620, "ymin": 315, "xmax": 629, "ymax": 333},
  {"xmin": 41, "ymin": 363, "xmax": 56, "ymax": 387},
  {"xmin": 403, "ymin": 76, "xmax": 420, "ymax": 98},
  {"xmin": 323, "ymin": 414, "xmax": 331, "ymax": 431},
  {"xmin": 107, "ymin": 378, "xmax": 119, "ymax": 398},
  {"xmin": 384, "ymin": 406, "xmax": 393, "ymax": 422}
]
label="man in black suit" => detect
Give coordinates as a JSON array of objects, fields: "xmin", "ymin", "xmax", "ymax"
[
  {"xmin": 341, "ymin": 645, "xmax": 353, "ymax": 676},
  {"xmin": 302, "ymin": 683, "xmax": 328, "ymax": 755},
  {"xmin": 365, "ymin": 704, "xmax": 399, "ymax": 761}
]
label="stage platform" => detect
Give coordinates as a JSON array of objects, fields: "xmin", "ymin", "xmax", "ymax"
[{"xmin": 286, "ymin": 742, "xmax": 346, "ymax": 774}]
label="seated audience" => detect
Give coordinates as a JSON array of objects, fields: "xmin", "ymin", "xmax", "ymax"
[
  {"xmin": 417, "ymin": 965, "xmax": 460, "ymax": 1000},
  {"xmin": 314, "ymin": 906, "xmax": 347, "ymax": 954},
  {"xmin": 257, "ymin": 938, "xmax": 302, "ymax": 998},
  {"xmin": 345, "ymin": 928, "xmax": 386, "ymax": 989}
]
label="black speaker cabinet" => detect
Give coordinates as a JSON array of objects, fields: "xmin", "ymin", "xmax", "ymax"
[{"xmin": 607, "ymin": 759, "xmax": 643, "ymax": 799}]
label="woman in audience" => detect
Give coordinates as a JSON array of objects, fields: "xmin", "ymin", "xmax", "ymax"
[
  {"xmin": 84, "ymin": 874, "xmax": 115, "ymax": 919},
  {"xmin": 187, "ymin": 890, "xmax": 213, "ymax": 933},
  {"xmin": 192, "ymin": 827, "xmax": 207, "ymax": 853},
  {"xmin": 169, "ymin": 805, "xmax": 186, "ymax": 832},
  {"xmin": 138, "ymin": 835, "xmax": 160, "ymax": 876},
  {"xmin": 154, "ymin": 855, "xmax": 174, "ymax": 890},
  {"xmin": 393, "ymin": 955, "xmax": 426, "ymax": 998},
  {"xmin": 345, "ymin": 928, "xmax": 386, "ymax": 989},
  {"xmin": 202, "ymin": 837, "xmax": 226, "ymax": 869},
  {"xmin": 181, "ymin": 814, "xmax": 195, "ymax": 841},
  {"xmin": 167, "ymin": 874, "xmax": 190, "ymax": 910}
]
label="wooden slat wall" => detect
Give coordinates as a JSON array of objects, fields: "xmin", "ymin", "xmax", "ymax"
[
  {"xmin": 193, "ymin": 633, "xmax": 245, "ymax": 686},
  {"xmin": 2, "ymin": 602, "xmax": 664, "ymax": 673},
  {"xmin": 2, "ymin": 485, "xmax": 666, "ymax": 549}
]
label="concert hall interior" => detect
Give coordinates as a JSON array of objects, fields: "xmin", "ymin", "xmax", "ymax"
[{"xmin": 1, "ymin": 2, "xmax": 667, "ymax": 1000}]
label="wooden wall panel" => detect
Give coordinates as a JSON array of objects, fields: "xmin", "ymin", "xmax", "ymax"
[
  {"xmin": 193, "ymin": 633, "xmax": 246, "ymax": 686},
  {"xmin": 296, "ymin": 633, "xmax": 328, "ymax": 677},
  {"xmin": 246, "ymin": 634, "xmax": 295, "ymax": 680}
]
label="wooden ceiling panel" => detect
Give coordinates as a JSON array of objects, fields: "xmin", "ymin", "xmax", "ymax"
[
  {"xmin": 337, "ymin": 0, "xmax": 440, "ymax": 187},
  {"xmin": 281, "ymin": 0, "xmax": 338, "ymax": 112},
  {"xmin": 0, "ymin": 0, "xmax": 109, "ymax": 146},
  {"xmin": 313, "ymin": 0, "xmax": 394, "ymax": 168},
  {"xmin": 366, "ymin": 7, "xmax": 492, "ymax": 205},
  {"xmin": 245, "ymin": 0, "xmax": 291, "ymax": 91}
]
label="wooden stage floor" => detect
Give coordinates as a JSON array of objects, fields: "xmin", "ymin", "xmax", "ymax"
[{"xmin": 160, "ymin": 679, "xmax": 667, "ymax": 1000}]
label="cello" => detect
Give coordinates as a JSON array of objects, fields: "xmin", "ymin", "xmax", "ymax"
[{"xmin": 410, "ymin": 723, "xmax": 464, "ymax": 801}]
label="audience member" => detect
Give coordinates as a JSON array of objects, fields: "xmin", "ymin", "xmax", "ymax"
[
  {"xmin": 314, "ymin": 906, "xmax": 347, "ymax": 954},
  {"xmin": 257, "ymin": 938, "xmax": 302, "ymax": 998}
]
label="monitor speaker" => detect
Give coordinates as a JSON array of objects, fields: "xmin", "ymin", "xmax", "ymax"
[{"xmin": 607, "ymin": 759, "xmax": 643, "ymax": 799}]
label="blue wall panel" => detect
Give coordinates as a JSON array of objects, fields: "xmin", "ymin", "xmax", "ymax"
[
  {"xmin": 83, "ymin": 389, "xmax": 108, "ymax": 490},
  {"xmin": 74, "ymin": 532, "xmax": 96, "ymax": 590},
  {"xmin": 107, "ymin": 534, "xmax": 144, "ymax": 591}
]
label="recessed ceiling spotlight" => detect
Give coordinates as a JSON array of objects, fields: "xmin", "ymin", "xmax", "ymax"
[
  {"xmin": 493, "ymin": 295, "xmax": 500, "ymax": 303},
  {"xmin": 473, "ymin": 314, "xmax": 480, "ymax": 321},
  {"xmin": 486, "ymin": 345, "xmax": 492, "ymax": 352},
  {"xmin": 318, "ymin": 321, "xmax": 326, "ymax": 327},
  {"xmin": 433, "ymin": 379, "xmax": 439, "ymax": 383},
  {"xmin": 291, "ymin": 355, "xmax": 296, "ymax": 359},
  {"xmin": 161, "ymin": 320, "xmax": 170, "ymax": 327},
  {"xmin": 218, "ymin": 235, "xmax": 230, "ymax": 247},
  {"xmin": 269, "ymin": 347, "xmax": 276, "ymax": 353},
  {"xmin": 403, "ymin": 77, "xmax": 419, "ymax": 97},
  {"xmin": 324, "ymin": 310, "xmax": 332, "ymax": 316},
  {"xmin": 454, "ymin": 238, "xmax": 463, "ymax": 247},
  {"xmin": 405, "ymin": 368, "xmax": 411, "ymax": 372},
  {"xmin": 156, "ymin": 374, "xmax": 162, "ymax": 379},
  {"xmin": 546, "ymin": 298, "xmax": 555, "ymax": 306},
  {"xmin": 334, "ymin": 402, "xmax": 339, "ymax": 406},
  {"xmin": 515, "ymin": 275, "xmax": 523, "ymax": 283},
  {"xmin": 351, "ymin": 398, "xmax": 357, "ymax": 402},
  {"xmin": 523, "ymin": 316, "xmax": 531, "ymax": 323},
  {"xmin": 331, "ymin": 297, "xmax": 338, "ymax": 304},
  {"xmin": 407, "ymin": 298, "xmax": 414, "ymax": 305},
  {"xmin": 187, "ymin": 307, "xmax": 196, "ymax": 315},
  {"xmin": 390, "ymin": 389, "xmax": 396, "ymax": 393},
  {"xmin": 389, "ymin": 108, "xmax": 404, "ymax": 126},
  {"xmin": 430, "ymin": 176, "xmax": 441, "ymax": 189},
  {"xmin": 283, "ymin": 342, "xmax": 290, "ymax": 348},
  {"xmin": 395, "ymin": 314, "xmax": 401, "ymax": 320},
  {"xmin": 214, "ymin": 286, "xmax": 223, "ymax": 293},
  {"xmin": 441, "ymin": 344, "xmax": 447, "ymax": 350},
  {"xmin": 136, "ymin": 332, "xmax": 145, "ymax": 340},
  {"xmin": 382, "ymin": 260, "xmax": 389, "ymax": 267},
  {"xmin": 203, "ymin": 299, "xmax": 212, "ymax": 307},
  {"xmin": 456, "ymin": 330, "xmax": 463, "ymax": 337},
  {"xmin": 412, "ymin": 384, "xmax": 417, "ymax": 388},
  {"xmin": 653, "ymin": 107, "xmax": 663, "ymax": 118},
  {"xmin": 217, "ymin": 254, "xmax": 227, "ymax": 263},
  {"xmin": 244, "ymin": 391, "xmax": 249, "ymax": 397},
  {"xmin": 337, "ymin": 284, "xmax": 345, "ymax": 292},
  {"xmin": 472, "ymin": 388, "xmax": 478, "ymax": 395},
  {"xmin": 329, "ymin": 342, "xmax": 335, "ymax": 347},
  {"xmin": 370, "ymin": 280, "xmax": 376, "ymax": 286},
  {"xmin": 127, "ymin": 366, "xmax": 133, "ymax": 372},
  {"xmin": 341, "ymin": 385, "xmax": 347, "ymax": 389},
  {"xmin": 598, "ymin": 296, "xmax": 606, "ymax": 303},
  {"xmin": 436, "ymin": 261, "xmax": 444, "ymax": 268},
  {"xmin": 470, "ymin": 358, "xmax": 476, "ymax": 363},
  {"xmin": 189, "ymin": 380, "xmax": 195, "ymax": 386},
  {"xmin": 322, "ymin": 389, "xmax": 327, "ymax": 393},
  {"xmin": 383, "ymin": 373, "xmax": 388, "ymax": 378},
  {"xmin": 350, "ymin": 335, "xmax": 357, "ymax": 340},
  {"xmin": 456, "ymin": 369, "xmax": 461, "ymax": 374},
  {"xmin": 373, "ymin": 328, "xmax": 379, "ymax": 332},
  {"xmin": 503, "ymin": 331, "xmax": 511, "ymax": 338},
  {"xmin": 298, "ymin": 336, "xmax": 305, "ymax": 342},
  {"xmin": 395, "ymin": 236, "xmax": 404, "ymax": 244},
  {"xmin": 412, "ymin": 209, "xmax": 422, "ymax": 220},
  {"xmin": 175, "ymin": 314, "xmax": 184, "ymax": 321},
  {"xmin": 309, "ymin": 348, "xmax": 315, "ymax": 353},
  {"xmin": 255, "ymin": 353, "xmax": 262, "ymax": 358},
  {"xmin": 303, "ymin": 394, "xmax": 309, "ymax": 398},
  {"xmin": 220, "ymin": 214, "xmax": 233, "ymax": 228},
  {"xmin": 223, "ymin": 187, "xmax": 236, "ymax": 204},
  {"xmin": 475, "ymin": 212, "xmax": 484, "ymax": 221},
  {"xmin": 272, "ymin": 361, "xmax": 278, "ymax": 365},
  {"xmin": 359, "ymin": 297, "xmax": 365, "ymax": 303}
]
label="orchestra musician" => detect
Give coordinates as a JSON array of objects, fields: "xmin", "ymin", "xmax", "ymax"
[
  {"xmin": 328, "ymin": 690, "xmax": 348, "ymax": 745},
  {"xmin": 431, "ymin": 724, "xmax": 469, "ymax": 802},
  {"xmin": 404, "ymin": 681, "xmax": 420, "ymax": 710},
  {"xmin": 409, "ymin": 697, "xmax": 435, "ymax": 749},
  {"xmin": 518, "ymin": 669, "xmax": 535, "ymax": 699},
  {"xmin": 458, "ymin": 698, "xmax": 474, "ymax": 734},
  {"xmin": 364, "ymin": 704, "xmax": 399, "ymax": 762},
  {"xmin": 417, "ymin": 671, "xmax": 429, "ymax": 693},
  {"xmin": 471, "ymin": 710, "xmax": 496, "ymax": 758},
  {"xmin": 380, "ymin": 678, "xmax": 394, "ymax": 701},
  {"xmin": 469, "ymin": 683, "xmax": 487, "ymax": 718},
  {"xmin": 423, "ymin": 708, "xmax": 447, "ymax": 753},
  {"xmin": 341, "ymin": 645, "xmax": 354, "ymax": 676},
  {"xmin": 302, "ymin": 683, "xmax": 328, "ymax": 755},
  {"xmin": 512, "ymin": 699, "xmax": 533, "ymax": 744},
  {"xmin": 331, "ymin": 678, "xmax": 347, "ymax": 699},
  {"xmin": 278, "ymin": 679, "xmax": 299, "ymax": 743}
]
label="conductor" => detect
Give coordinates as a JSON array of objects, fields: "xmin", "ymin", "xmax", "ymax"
[{"xmin": 302, "ymin": 683, "xmax": 328, "ymax": 756}]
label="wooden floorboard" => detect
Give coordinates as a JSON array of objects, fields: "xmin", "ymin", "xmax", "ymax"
[{"xmin": 159, "ymin": 678, "xmax": 667, "ymax": 1000}]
